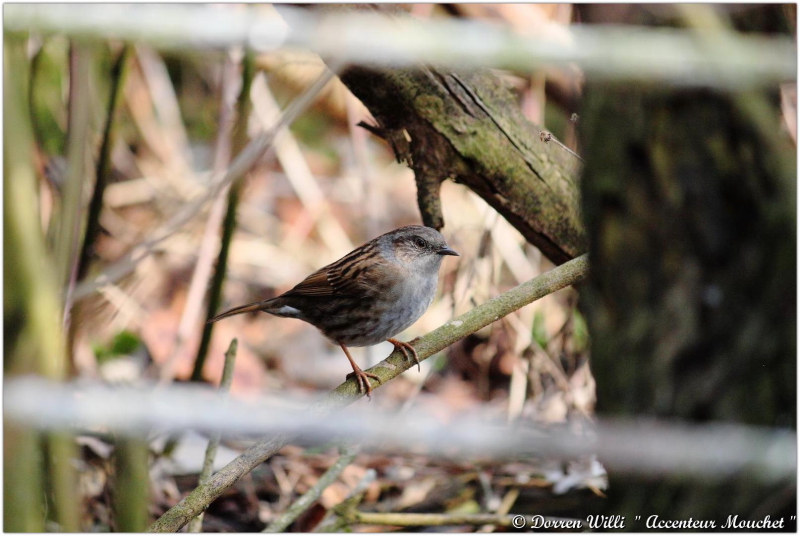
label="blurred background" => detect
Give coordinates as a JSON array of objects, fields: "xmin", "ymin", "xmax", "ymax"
[{"xmin": 4, "ymin": 3, "xmax": 796, "ymax": 532}]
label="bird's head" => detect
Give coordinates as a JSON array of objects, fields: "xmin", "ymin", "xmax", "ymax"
[{"xmin": 381, "ymin": 225, "xmax": 459, "ymax": 273}]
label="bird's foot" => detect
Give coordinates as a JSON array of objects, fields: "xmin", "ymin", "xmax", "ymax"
[
  {"xmin": 346, "ymin": 367, "xmax": 381, "ymax": 399},
  {"xmin": 387, "ymin": 338, "xmax": 420, "ymax": 371}
]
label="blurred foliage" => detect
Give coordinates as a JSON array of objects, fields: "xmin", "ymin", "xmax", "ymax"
[
  {"xmin": 162, "ymin": 52, "xmax": 220, "ymax": 144},
  {"xmin": 289, "ymin": 108, "xmax": 340, "ymax": 160},
  {"xmin": 531, "ymin": 310, "xmax": 548, "ymax": 350},
  {"xmin": 93, "ymin": 330, "xmax": 143, "ymax": 363},
  {"xmin": 544, "ymin": 100, "xmax": 570, "ymax": 141},
  {"xmin": 571, "ymin": 309, "xmax": 589, "ymax": 353}
]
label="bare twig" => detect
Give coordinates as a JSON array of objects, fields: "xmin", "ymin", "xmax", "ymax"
[
  {"xmin": 160, "ymin": 51, "xmax": 241, "ymax": 384},
  {"xmin": 190, "ymin": 50, "xmax": 255, "ymax": 382},
  {"xmin": 540, "ymin": 130, "xmax": 584, "ymax": 162},
  {"xmin": 75, "ymin": 45, "xmax": 131, "ymax": 284},
  {"xmin": 49, "ymin": 42, "xmax": 90, "ymax": 533},
  {"xmin": 59, "ymin": 42, "xmax": 93, "ymax": 331},
  {"xmin": 263, "ymin": 446, "xmax": 359, "ymax": 532},
  {"xmin": 479, "ymin": 487, "xmax": 520, "ymax": 532},
  {"xmin": 187, "ymin": 339, "xmax": 238, "ymax": 532},
  {"xmin": 342, "ymin": 511, "xmax": 573, "ymax": 528},
  {"xmin": 67, "ymin": 44, "xmax": 132, "ymax": 370},
  {"xmin": 314, "ymin": 469, "xmax": 376, "ymax": 532}
]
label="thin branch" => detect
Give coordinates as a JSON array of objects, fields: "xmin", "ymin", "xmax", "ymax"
[
  {"xmin": 337, "ymin": 483, "xmax": 580, "ymax": 530},
  {"xmin": 479, "ymin": 487, "xmax": 520, "ymax": 532},
  {"xmin": 187, "ymin": 339, "xmax": 238, "ymax": 533},
  {"xmin": 190, "ymin": 50, "xmax": 255, "ymax": 382},
  {"xmin": 67, "ymin": 44, "xmax": 131, "ymax": 370},
  {"xmin": 46, "ymin": 42, "xmax": 89, "ymax": 534},
  {"xmin": 540, "ymin": 130, "xmax": 584, "ymax": 163},
  {"xmin": 145, "ymin": 254, "xmax": 588, "ymax": 532},
  {"xmin": 343, "ymin": 511, "xmax": 539, "ymax": 528},
  {"xmin": 6, "ymin": 379, "xmax": 794, "ymax": 484},
  {"xmin": 160, "ymin": 51, "xmax": 241, "ymax": 384},
  {"xmin": 263, "ymin": 446, "xmax": 359, "ymax": 532},
  {"xmin": 314, "ymin": 469, "xmax": 376, "ymax": 532},
  {"xmin": 74, "ymin": 45, "xmax": 131, "ymax": 283},
  {"xmin": 58, "ymin": 42, "xmax": 93, "ymax": 331}
]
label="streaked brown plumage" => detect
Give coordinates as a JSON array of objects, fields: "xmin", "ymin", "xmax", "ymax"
[{"xmin": 209, "ymin": 225, "xmax": 459, "ymax": 396}]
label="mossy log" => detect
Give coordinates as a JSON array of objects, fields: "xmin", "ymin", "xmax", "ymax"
[
  {"xmin": 306, "ymin": 7, "xmax": 585, "ymax": 265},
  {"xmin": 340, "ymin": 65, "xmax": 585, "ymax": 265}
]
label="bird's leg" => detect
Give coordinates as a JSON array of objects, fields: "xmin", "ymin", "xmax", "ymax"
[
  {"xmin": 340, "ymin": 343, "xmax": 381, "ymax": 398},
  {"xmin": 387, "ymin": 338, "xmax": 420, "ymax": 371}
]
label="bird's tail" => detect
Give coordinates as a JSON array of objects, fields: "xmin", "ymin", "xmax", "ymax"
[{"xmin": 207, "ymin": 299, "xmax": 273, "ymax": 324}]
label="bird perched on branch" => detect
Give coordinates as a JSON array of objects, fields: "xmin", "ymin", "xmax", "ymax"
[{"xmin": 209, "ymin": 225, "xmax": 459, "ymax": 396}]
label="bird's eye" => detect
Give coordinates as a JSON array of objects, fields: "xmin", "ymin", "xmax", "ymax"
[{"xmin": 414, "ymin": 237, "xmax": 427, "ymax": 249}]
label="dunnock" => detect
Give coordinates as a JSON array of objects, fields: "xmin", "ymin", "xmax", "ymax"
[{"xmin": 209, "ymin": 225, "xmax": 459, "ymax": 395}]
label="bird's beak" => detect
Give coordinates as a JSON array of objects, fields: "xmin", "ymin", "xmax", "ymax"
[{"xmin": 437, "ymin": 246, "xmax": 460, "ymax": 257}]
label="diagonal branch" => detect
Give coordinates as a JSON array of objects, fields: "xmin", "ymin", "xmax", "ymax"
[
  {"xmin": 190, "ymin": 51, "xmax": 255, "ymax": 382},
  {"xmin": 187, "ymin": 339, "xmax": 238, "ymax": 532},
  {"xmin": 147, "ymin": 254, "xmax": 589, "ymax": 532},
  {"xmin": 263, "ymin": 446, "xmax": 359, "ymax": 532}
]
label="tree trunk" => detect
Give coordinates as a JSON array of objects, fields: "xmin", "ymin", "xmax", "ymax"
[{"xmin": 578, "ymin": 4, "xmax": 796, "ymax": 526}]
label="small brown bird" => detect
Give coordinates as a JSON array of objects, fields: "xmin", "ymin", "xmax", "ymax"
[{"xmin": 209, "ymin": 225, "xmax": 459, "ymax": 395}]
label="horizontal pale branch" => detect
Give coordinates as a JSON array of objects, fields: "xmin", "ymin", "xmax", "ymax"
[
  {"xmin": 344, "ymin": 511, "xmax": 581, "ymax": 528},
  {"xmin": 6, "ymin": 376, "xmax": 793, "ymax": 482},
  {"xmin": 351, "ymin": 512, "xmax": 520, "ymax": 527},
  {"xmin": 186, "ymin": 339, "xmax": 238, "ymax": 533},
  {"xmin": 5, "ymin": 5, "xmax": 794, "ymax": 88},
  {"xmin": 263, "ymin": 447, "xmax": 358, "ymax": 532}
]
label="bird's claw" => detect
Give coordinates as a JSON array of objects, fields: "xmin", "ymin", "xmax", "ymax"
[
  {"xmin": 388, "ymin": 338, "xmax": 420, "ymax": 372},
  {"xmin": 346, "ymin": 369, "xmax": 381, "ymax": 399}
]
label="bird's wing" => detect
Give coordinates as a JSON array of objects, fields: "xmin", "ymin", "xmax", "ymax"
[
  {"xmin": 283, "ymin": 267, "xmax": 338, "ymax": 297},
  {"xmin": 283, "ymin": 241, "xmax": 395, "ymax": 298}
]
